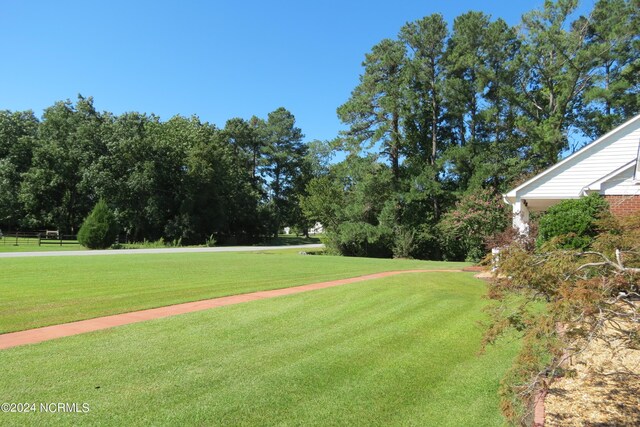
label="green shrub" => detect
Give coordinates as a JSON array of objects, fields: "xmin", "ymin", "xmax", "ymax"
[
  {"xmin": 205, "ymin": 234, "xmax": 217, "ymax": 247},
  {"xmin": 77, "ymin": 199, "xmax": 118, "ymax": 249},
  {"xmin": 392, "ymin": 227, "xmax": 416, "ymax": 259},
  {"xmin": 323, "ymin": 222, "xmax": 393, "ymax": 258},
  {"xmin": 536, "ymin": 193, "xmax": 609, "ymax": 250}
]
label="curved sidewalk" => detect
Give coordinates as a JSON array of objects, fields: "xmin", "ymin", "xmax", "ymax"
[{"xmin": 0, "ymin": 269, "xmax": 461, "ymax": 350}]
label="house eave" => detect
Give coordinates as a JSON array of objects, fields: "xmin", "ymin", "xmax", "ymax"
[{"xmin": 503, "ymin": 193, "xmax": 581, "ymax": 206}]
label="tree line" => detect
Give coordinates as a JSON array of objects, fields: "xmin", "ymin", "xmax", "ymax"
[
  {"xmin": 302, "ymin": 0, "xmax": 639, "ymax": 260},
  {"xmin": 0, "ymin": 97, "xmax": 314, "ymax": 244},
  {"xmin": 1, "ymin": 0, "xmax": 638, "ymax": 258}
]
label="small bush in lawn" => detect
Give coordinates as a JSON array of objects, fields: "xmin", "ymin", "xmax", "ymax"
[
  {"xmin": 77, "ymin": 199, "xmax": 118, "ymax": 249},
  {"xmin": 537, "ymin": 193, "xmax": 609, "ymax": 250}
]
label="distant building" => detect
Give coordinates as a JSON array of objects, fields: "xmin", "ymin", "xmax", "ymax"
[{"xmin": 309, "ymin": 222, "xmax": 323, "ymax": 235}]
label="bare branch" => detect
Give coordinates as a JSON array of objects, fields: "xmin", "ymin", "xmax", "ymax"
[{"xmin": 576, "ymin": 250, "xmax": 640, "ymax": 274}]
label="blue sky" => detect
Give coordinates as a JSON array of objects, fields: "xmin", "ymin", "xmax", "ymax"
[{"xmin": 1, "ymin": 1, "xmax": 595, "ymax": 143}]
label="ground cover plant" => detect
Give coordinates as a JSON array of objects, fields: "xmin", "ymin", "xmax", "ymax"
[
  {"xmin": 0, "ymin": 252, "xmax": 468, "ymax": 333},
  {"xmin": 0, "ymin": 272, "xmax": 518, "ymax": 426}
]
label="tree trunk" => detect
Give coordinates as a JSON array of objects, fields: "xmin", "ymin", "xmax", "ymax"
[
  {"xmin": 391, "ymin": 111, "xmax": 400, "ymax": 183},
  {"xmin": 431, "ymin": 73, "xmax": 438, "ymax": 165}
]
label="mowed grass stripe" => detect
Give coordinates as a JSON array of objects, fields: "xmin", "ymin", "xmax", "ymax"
[
  {"xmin": 0, "ymin": 273, "xmax": 517, "ymax": 426},
  {"xmin": 0, "ymin": 252, "xmax": 468, "ymax": 333}
]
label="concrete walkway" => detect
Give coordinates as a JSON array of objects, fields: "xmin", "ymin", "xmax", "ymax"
[
  {"xmin": 0, "ymin": 269, "xmax": 461, "ymax": 350},
  {"xmin": 0, "ymin": 244, "xmax": 324, "ymax": 258}
]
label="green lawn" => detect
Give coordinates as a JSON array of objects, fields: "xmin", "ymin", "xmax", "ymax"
[
  {"xmin": 0, "ymin": 252, "xmax": 469, "ymax": 333},
  {"xmin": 0, "ymin": 272, "xmax": 516, "ymax": 426}
]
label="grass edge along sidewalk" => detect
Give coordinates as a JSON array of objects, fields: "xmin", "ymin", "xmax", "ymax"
[
  {"xmin": 0, "ymin": 272, "xmax": 517, "ymax": 426},
  {"xmin": 0, "ymin": 252, "xmax": 470, "ymax": 333},
  {"xmin": 0, "ymin": 269, "xmax": 462, "ymax": 350}
]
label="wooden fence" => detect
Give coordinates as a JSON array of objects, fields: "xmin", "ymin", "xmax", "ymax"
[{"xmin": 0, "ymin": 231, "xmax": 79, "ymax": 247}]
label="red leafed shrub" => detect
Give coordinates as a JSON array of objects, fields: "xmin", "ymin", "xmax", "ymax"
[{"xmin": 438, "ymin": 188, "xmax": 510, "ymax": 261}]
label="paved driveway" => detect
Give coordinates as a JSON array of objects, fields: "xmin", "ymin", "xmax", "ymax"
[{"xmin": 0, "ymin": 244, "xmax": 324, "ymax": 258}]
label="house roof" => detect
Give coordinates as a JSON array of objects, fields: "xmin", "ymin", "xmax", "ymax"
[{"xmin": 504, "ymin": 113, "xmax": 640, "ymax": 206}]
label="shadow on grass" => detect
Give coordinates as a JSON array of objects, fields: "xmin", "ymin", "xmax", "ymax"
[{"xmin": 254, "ymin": 235, "xmax": 322, "ymax": 246}]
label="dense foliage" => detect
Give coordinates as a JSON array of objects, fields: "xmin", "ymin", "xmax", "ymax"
[
  {"xmin": 77, "ymin": 199, "xmax": 118, "ymax": 249},
  {"xmin": 1, "ymin": 0, "xmax": 638, "ymax": 258},
  {"xmin": 303, "ymin": 0, "xmax": 639, "ymax": 260},
  {"xmin": 300, "ymin": 155, "xmax": 395, "ymax": 258},
  {"xmin": 537, "ymin": 193, "xmax": 610, "ymax": 249},
  {"xmin": 484, "ymin": 214, "xmax": 640, "ymax": 425},
  {"xmin": 437, "ymin": 189, "xmax": 510, "ymax": 261},
  {"xmin": 0, "ymin": 99, "xmax": 312, "ymax": 245}
]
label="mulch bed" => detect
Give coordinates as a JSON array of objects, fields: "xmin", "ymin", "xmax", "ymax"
[{"xmin": 545, "ymin": 315, "xmax": 640, "ymax": 426}]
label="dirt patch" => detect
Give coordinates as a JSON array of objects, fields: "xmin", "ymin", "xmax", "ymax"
[
  {"xmin": 462, "ymin": 267, "xmax": 505, "ymax": 282},
  {"xmin": 462, "ymin": 265, "xmax": 485, "ymax": 272},
  {"xmin": 458, "ymin": 265, "xmax": 497, "ymax": 281},
  {"xmin": 545, "ymin": 316, "xmax": 640, "ymax": 426},
  {"xmin": 474, "ymin": 271, "xmax": 496, "ymax": 280}
]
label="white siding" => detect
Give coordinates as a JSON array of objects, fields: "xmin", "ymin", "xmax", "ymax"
[
  {"xmin": 521, "ymin": 121, "xmax": 640, "ymax": 198},
  {"xmin": 601, "ymin": 167, "xmax": 640, "ymax": 196}
]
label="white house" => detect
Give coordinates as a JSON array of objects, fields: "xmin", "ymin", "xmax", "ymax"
[
  {"xmin": 308, "ymin": 222, "xmax": 324, "ymax": 235},
  {"xmin": 504, "ymin": 113, "xmax": 640, "ymax": 233}
]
